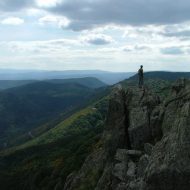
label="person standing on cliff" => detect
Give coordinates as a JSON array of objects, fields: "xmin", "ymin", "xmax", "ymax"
[{"xmin": 138, "ymin": 65, "xmax": 144, "ymax": 88}]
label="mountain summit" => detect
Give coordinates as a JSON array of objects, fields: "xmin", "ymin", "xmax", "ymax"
[{"xmin": 64, "ymin": 78, "xmax": 190, "ymax": 190}]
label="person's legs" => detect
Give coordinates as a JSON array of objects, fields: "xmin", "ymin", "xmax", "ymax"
[
  {"xmin": 139, "ymin": 77, "xmax": 143, "ymax": 88},
  {"xmin": 141, "ymin": 77, "xmax": 144, "ymax": 88}
]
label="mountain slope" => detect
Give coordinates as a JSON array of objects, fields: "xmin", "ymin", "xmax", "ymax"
[
  {"xmin": 0, "ymin": 97, "xmax": 109, "ymax": 190},
  {"xmin": 0, "ymin": 80, "xmax": 36, "ymax": 90},
  {"xmin": 0, "ymin": 80, "xmax": 108, "ymax": 149},
  {"xmin": 46, "ymin": 77, "xmax": 106, "ymax": 88}
]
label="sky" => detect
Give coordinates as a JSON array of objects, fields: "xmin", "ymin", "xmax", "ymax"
[{"xmin": 1, "ymin": 0, "xmax": 190, "ymax": 72}]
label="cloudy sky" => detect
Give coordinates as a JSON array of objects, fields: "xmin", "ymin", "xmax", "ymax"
[{"xmin": 1, "ymin": 0, "xmax": 190, "ymax": 71}]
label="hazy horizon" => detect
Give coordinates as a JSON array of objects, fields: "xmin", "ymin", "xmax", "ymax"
[{"xmin": 0, "ymin": 68, "xmax": 189, "ymax": 73}]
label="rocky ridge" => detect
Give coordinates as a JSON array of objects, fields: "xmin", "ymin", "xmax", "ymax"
[{"xmin": 64, "ymin": 79, "xmax": 190, "ymax": 190}]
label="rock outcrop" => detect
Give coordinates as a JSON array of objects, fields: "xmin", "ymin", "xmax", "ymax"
[{"xmin": 64, "ymin": 79, "xmax": 190, "ymax": 190}]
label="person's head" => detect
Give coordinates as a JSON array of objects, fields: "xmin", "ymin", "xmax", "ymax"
[{"xmin": 140, "ymin": 65, "xmax": 143, "ymax": 68}]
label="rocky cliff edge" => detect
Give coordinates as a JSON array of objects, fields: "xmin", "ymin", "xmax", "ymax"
[{"xmin": 64, "ymin": 79, "xmax": 190, "ymax": 190}]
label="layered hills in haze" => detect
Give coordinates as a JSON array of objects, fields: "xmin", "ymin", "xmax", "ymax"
[
  {"xmin": 0, "ymin": 69, "xmax": 135, "ymax": 85},
  {"xmin": 0, "ymin": 77, "xmax": 106, "ymax": 90}
]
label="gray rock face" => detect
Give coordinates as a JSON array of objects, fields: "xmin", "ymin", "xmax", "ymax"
[
  {"xmin": 115, "ymin": 149, "xmax": 128, "ymax": 162},
  {"xmin": 127, "ymin": 88, "xmax": 160, "ymax": 150},
  {"xmin": 137, "ymin": 154, "xmax": 149, "ymax": 178},
  {"xmin": 64, "ymin": 79, "xmax": 190, "ymax": 190},
  {"xmin": 113, "ymin": 162, "xmax": 128, "ymax": 181},
  {"xmin": 127, "ymin": 150, "xmax": 142, "ymax": 157},
  {"xmin": 144, "ymin": 143, "xmax": 153, "ymax": 155},
  {"xmin": 144, "ymin": 80, "xmax": 190, "ymax": 190}
]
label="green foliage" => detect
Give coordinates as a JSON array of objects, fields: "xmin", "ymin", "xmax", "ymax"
[
  {"xmin": 0, "ymin": 81, "xmax": 108, "ymax": 149},
  {"xmin": 0, "ymin": 97, "xmax": 109, "ymax": 190}
]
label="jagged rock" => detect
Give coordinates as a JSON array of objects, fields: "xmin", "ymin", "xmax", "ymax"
[
  {"xmin": 127, "ymin": 161, "xmax": 136, "ymax": 178},
  {"xmin": 112, "ymin": 162, "xmax": 127, "ymax": 181},
  {"xmin": 150, "ymin": 106, "xmax": 163, "ymax": 142},
  {"xmin": 128, "ymin": 179, "xmax": 146, "ymax": 190},
  {"xmin": 127, "ymin": 150, "xmax": 142, "ymax": 157},
  {"xmin": 54, "ymin": 178, "xmax": 62, "ymax": 190},
  {"xmin": 127, "ymin": 88, "xmax": 160, "ymax": 149},
  {"xmin": 115, "ymin": 149, "xmax": 128, "ymax": 162},
  {"xmin": 104, "ymin": 87, "xmax": 130, "ymax": 155},
  {"xmin": 116, "ymin": 182, "xmax": 128, "ymax": 190},
  {"xmin": 137, "ymin": 154, "xmax": 149, "ymax": 178},
  {"xmin": 144, "ymin": 143, "xmax": 153, "ymax": 155},
  {"xmin": 95, "ymin": 164, "xmax": 113, "ymax": 190},
  {"xmin": 116, "ymin": 179, "xmax": 145, "ymax": 190},
  {"xmin": 63, "ymin": 149, "xmax": 107, "ymax": 190},
  {"xmin": 144, "ymin": 79, "xmax": 190, "ymax": 190},
  {"xmin": 63, "ymin": 172, "xmax": 76, "ymax": 190},
  {"xmin": 64, "ymin": 79, "xmax": 190, "ymax": 190}
]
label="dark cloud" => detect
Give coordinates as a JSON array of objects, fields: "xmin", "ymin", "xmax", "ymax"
[
  {"xmin": 2, "ymin": 0, "xmax": 190, "ymax": 32},
  {"xmin": 160, "ymin": 47, "xmax": 184, "ymax": 55},
  {"xmin": 162, "ymin": 30, "xmax": 190, "ymax": 38},
  {"xmin": 87, "ymin": 38, "xmax": 110, "ymax": 45},
  {"xmin": 83, "ymin": 34, "xmax": 113, "ymax": 45},
  {"xmin": 48, "ymin": 0, "xmax": 190, "ymax": 30},
  {"xmin": 0, "ymin": 0, "xmax": 34, "ymax": 12}
]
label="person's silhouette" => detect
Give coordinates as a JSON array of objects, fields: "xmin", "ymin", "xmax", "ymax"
[{"xmin": 138, "ymin": 65, "xmax": 144, "ymax": 88}]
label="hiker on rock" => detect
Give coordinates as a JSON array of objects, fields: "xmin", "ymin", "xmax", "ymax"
[{"xmin": 138, "ymin": 65, "xmax": 144, "ymax": 88}]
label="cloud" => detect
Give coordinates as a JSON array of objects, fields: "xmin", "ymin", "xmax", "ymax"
[
  {"xmin": 0, "ymin": 0, "xmax": 34, "ymax": 12},
  {"xmin": 4, "ymin": 38, "xmax": 80, "ymax": 54},
  {"xmin": 36, "ymin": 0, "xmax": 61, "ymax": 8},
  {"xmin": 162, "ymin": 30, "xmax": 190, "ymax": 38},
  {"xmin": 38, "ymin": 15, "xmax": 70, "ymax": 28},
  {"xmin": 1, "ymin": 17, "xmax": 24, "ymax": 25},
  {"xmin": 122, "ymin": 45, "xmax": 153, "ymax": 53},
  {"xmin": 26, "ymin": 8, "xmax": 45, "ymax": 16},
  {"xmin": 160, "ymin": 47, "xmax": 184, "ymax": 55},
  {"xmin": 47, "ymin": 0, "xmax": 190, "ymax": 31},
  {"xmin": 81, "ymin": 34, "xmax": 114, "ymax": 45},
  {"xmin": 158, "ymin": 23, "xmax": 190, "ymax": 39},
  {"xmin": 2, "ymin": 0, "xmax": 190, "ymax": 31}
]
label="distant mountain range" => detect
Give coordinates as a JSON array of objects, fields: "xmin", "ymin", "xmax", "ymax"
[
  {"xmin": 0, "ymin": 69, "xmax": 135, "ymax": 85},
  {"xmin": 0, "ymin": 77, "xmax": 106, "ymax": 90}
]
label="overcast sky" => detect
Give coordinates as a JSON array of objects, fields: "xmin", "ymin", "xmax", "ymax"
[{"xmin": 1, "ymin": 0, "xmax": 190, "ymax": 71}]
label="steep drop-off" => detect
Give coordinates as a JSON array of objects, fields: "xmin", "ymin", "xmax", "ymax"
[{"xmin": 64, "ymin": 79, "xmax": 190, "ymax": 190}]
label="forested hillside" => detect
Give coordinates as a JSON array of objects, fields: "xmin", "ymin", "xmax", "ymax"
[
  {"xmin": 0, "ymin": 78, "xmax": 109, "ymax": 149},
  {"xmin": 0, "ymin": 97, "xmax": 109, "ymax": 190}
]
